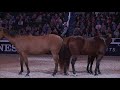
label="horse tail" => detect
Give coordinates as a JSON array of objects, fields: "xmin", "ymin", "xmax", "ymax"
[{"xmin": 58, "ymin": 43, "xmax": 71, "ymax": 73}]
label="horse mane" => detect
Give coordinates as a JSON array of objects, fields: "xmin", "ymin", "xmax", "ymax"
[
  {"xmin": 105, "ymin": 34, "xmax": 112, "ymax": 46},
  {"xmin": 94, "ymin": 34, "xmax": 112, "ymax": 46}
]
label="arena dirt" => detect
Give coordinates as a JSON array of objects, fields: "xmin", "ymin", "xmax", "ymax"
[{"xmin": 0, "ymin": 54, "xmax": 120, "ymax": 78}]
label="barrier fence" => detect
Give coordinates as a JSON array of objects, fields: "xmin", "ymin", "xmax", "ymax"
[{"xmin": 0, "ymin": 38, "xmax": 120, "ymax": 56}]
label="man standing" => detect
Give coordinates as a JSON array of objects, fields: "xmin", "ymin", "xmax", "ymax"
[{"xmin": 61, "ymin": 22, "xmax": 68, "ymax": 37}]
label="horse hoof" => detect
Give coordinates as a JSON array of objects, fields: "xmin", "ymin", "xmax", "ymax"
[
  {"xmin": 98, "ymin": 72, "xmax": 101, "ymax": 74},
  {"xmin": 87, "ymin": 71, "xmax": 89, "ymax": 73},
  {"xmin": 18, "ymin": 71, "xmax": 23, "ymax": 75},
  {"xmin": 73, "ymin": 74, "xmax": 77, "ymax": 77},
  {"xmin": 94, "ymin": 73, "xmax": 98, "ymax": 76},
  {"xmin": 52, "ymin": 73, "xmax": 56, "ymax": 76},
  {"xmin": 64, "ymin": 73, "xmax": 69, "ymax": 76},
  {"xmin": 25, "ymin": 74, "xmax": 29, "ymax": 77},
  {"xmin": 73, "ymin": 71, "xmax": 76, "ymax": 75},
  {"xmin": 52, "ymin": 74, "xmax": 55, "ymax": 76},
  {"xmin": 87, "ymin": 70, "xmax": 90, "ymax": 73},
  {"xmin": 90, "ymin": 71, "xmax": 93, "ymax": 74}
]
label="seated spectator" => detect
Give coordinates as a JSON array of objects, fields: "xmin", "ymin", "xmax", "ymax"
[
  {"xmin": 116, "ymin": 23, "xmax": 120, "ymax": 30},
  {"xmin": 51, "ymin": 27, "xmax": 58, "ymax": 35},
  {"xmin": 112, "ymin": 22, "xmax": 117, "ymax": 32},
  {"xmin": 95, "ymin": 22, "xmax": 102, "ymax": 31},
  {"xmin": 91, "ymin": 26, "xmax": 96, "ymax": 37},
  {"xmin": 101, "ymin": 22, "xmax": 106, "ymax": 32},
  {"xmin": 73, "ymin": 27, "xmax": 82, "ymax": 36},
  {"xmin": 42, "ymin": 23, "xmax": 50, "ymax": 35},
  {"xmin": 80, "ymin": 22, "xmax": 85, "ymax": 31},
  {"xmin": 46, "ymin": 27, "xmax": 52, "ymax": 34},
  {"xmin": 114, "ymin": 29, "xmax": 120, "ymax": 38},
  {"xmin": 25, "ymin": 25, "xmax": 31, "ymax": 35},
  {"xmin": 0, "ymin": 18, "xmax": 3, "ymax": 27},
  {"xmin": 18, "ymin": 19, "xmax": 24, "ymax": 29},
  {"xmin": 35, "ymin": 14, "xmax": 42, "ymax": 25}
]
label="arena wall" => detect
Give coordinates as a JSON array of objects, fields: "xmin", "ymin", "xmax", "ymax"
[{"xmin": 0, "ymin": 38, "xmax": 120, "ymax": 56}]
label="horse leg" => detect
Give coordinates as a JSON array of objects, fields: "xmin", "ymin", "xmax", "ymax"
[
  {"xmin": 89, "ymin": 56, "xmax": 95, "ymax": 74},
  {"xmin": 52, "ymin": 54, "xmax": 59, "ymax": 76},
  {"xmin": 71, "ymin": 56, "xmax": 77, "ymax": 74},
  {"xmin": 22, "ymin": 53, "xmax": 30, "ymax": 76},
  {"xmin": 98, "ymin": 62, "xmax": 101, "ymax": 74},
  {"xmin": 64, "ymin": 60, "xmax": 69, "ymax": 75},
  {"xmin": 87, "ymin": 56, "xmax": 91, "ymax": 73},
  {"xmin": 94, "ymin": 55, "xmax": 103, "ymax": 76},
  {"xmin": 19, "ymin": 54, "xmax": 24, "ymax": 75}
]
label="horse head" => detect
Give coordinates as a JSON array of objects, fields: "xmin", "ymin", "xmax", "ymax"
[
  {"xmin": 106, "ymin": 32, "xmax": 112, "ymax": 38},
  {"xmin": 105, "ymin": 32, "xmax": 112, "ymax": 46}
]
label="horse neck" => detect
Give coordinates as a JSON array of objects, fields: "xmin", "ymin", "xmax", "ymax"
[
  {"xmin": 105, "ymin": 37, "xmax": 112, "ymax": 46},
  {"xmin": 3, "ymin": 32, "xmax": 16, "ymax": 45}
]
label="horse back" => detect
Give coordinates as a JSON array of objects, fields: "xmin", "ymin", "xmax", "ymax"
[
  {"xmin": 64, "ymin": 36, "xmax": 85, "ymax": 55},
  {"xmin": 14, "ymin": 34, "xmax": 63, "ymax": 54},
  {"xmin": 64, "ymin": 36, "xmax": 106, "ymax": 55}
]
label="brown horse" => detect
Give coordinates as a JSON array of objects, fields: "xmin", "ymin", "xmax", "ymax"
[
  {"xmin": 63, "ymin": 34, "xmax": 112, "ymax": 75},
  {"xmin": 0, "ymin": 27, "xmax": 64, "ymax": 76}
]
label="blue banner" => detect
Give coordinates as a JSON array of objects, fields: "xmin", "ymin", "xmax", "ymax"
[
  {"xmin": 106, "ymin": 44, "xmax": 120, "ymax": 56},
  {"xmin": 0, "ymin": 40, "xmax": 17, "ymax": 54}
]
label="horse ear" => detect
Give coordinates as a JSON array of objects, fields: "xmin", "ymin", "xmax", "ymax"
[
  {"xmin": 107, "ymin": 33, "xmax": 112, "ymax": 38},
  {"xmin": 109, "ymin": 34, "xmax": 112, "ymax": 38},
  {"xmin": 105, "ymin": 31, "xmax": 112, "ymax": 38}
]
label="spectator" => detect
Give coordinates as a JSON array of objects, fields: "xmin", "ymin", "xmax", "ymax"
[
  {"xmin": 73, "ymin": 27, "xmax": 82, "ymax": 36},
  {"xmin": 42, "ymin": 23, "xmax": 50, "ymax": 35},
  {"xmin": 35, "ymin": 14, "xmax": 42, "ymax": 25},
  {"xmin": 47, "ymin": 27, "xmax": 52, "ymax": 34},
  {"xmin": 51, "ymin": 27, "xmax": 58, "ymax": 35},
  {"xmin": 18, "ymin": 19, "xmax": 24, "ymax": 29},
  {"xmin": 50, "ymin": 16, "xmax": 56, "ymax": 28},
  {"xmin": 80, "ymin": 22, "xmax": 85, "ymax": 31},
  {"xmin": 91, "ymin": 26, "xmax": 96, "ymax": 37},
  {"xmin": 101, "ymin": 22, "xmax": 106, "ymax": 32},
  {"xmin": 116, "ymin": 23, "xmax": 120, "ymax": 30},
  {"xmin": 25, "ymin": 25, "xmax": 31, "ymax": 35},
  {"xmin": 0, "ymin": 18, "xmax": 3, "ymax": 27},
  {"xmin": 112, "ymin": 22, "xmax": 117, "ymax": 32},
  {"xmin": 114, "ymin": 29, "xmax": 120, "ymax": 38},
  {"xmin": 95, "ymin": 22, "xmax": 101, "ymax": 32}
]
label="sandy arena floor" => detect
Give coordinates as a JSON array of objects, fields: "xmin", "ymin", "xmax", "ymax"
[{"xmin": 0, "ymin": 54, "xmax": 120, "ymax": 78}]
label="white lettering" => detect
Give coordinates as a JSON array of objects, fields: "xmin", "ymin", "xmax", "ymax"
[
  {"xmin": 106, "ymin": 48, "xmax": 116, "ymax": 52},
  {"xmin": 12, "ymin": 45, "xmax": 17, "ymax": 52},
  {"xmin": 109, "ymin": 48, "xmax": 112, "ymax": 51},
  {"xmin": 112, "ymin": 48, "xmax": 116, "ymax": 52},
  {"xmin": 0, "ymin": 44, "xmax": 17, "ymax": 52},
  {"xmin": 4, "ymin": 44, "xmax": 11, "ymax": 52},
  {"xmin": 0, "ymin": 44, "xmax": 4, "ymax": 51}
]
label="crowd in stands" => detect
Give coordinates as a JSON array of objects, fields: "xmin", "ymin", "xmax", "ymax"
[
  {"xmin": 73, "ymin": 12, "xmax": 120, "ymax": 38},
  {"xmin": 0, "ymin": 12, "xmax": 120, "ymax": 38},
  {"xmin": 0, "ymin": 12, "xmax": 68, "ymax": 36}
]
